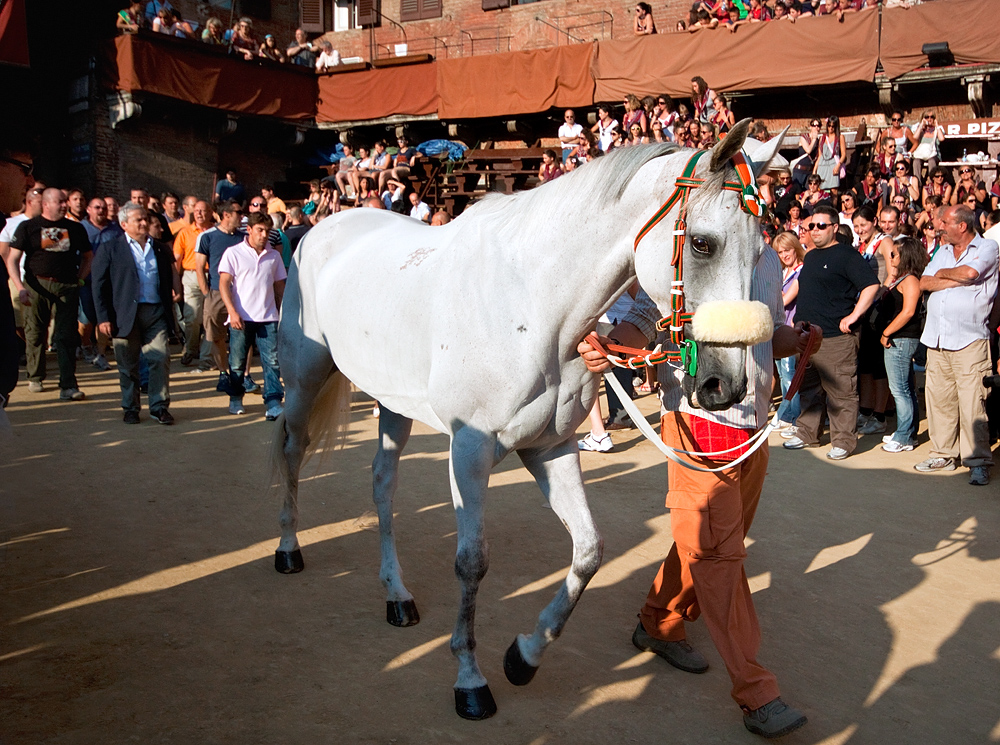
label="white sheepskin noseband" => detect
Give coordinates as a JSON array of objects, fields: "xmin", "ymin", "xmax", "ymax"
[{"xmin": 690, "ymin": 300, "xmax": 773, "ymax": 345}]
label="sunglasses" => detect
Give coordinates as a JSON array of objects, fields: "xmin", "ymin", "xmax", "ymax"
[
  {"xmin": 0, "ymin": 155, "xmax": 33, "ymax": 175},
  {"xmin": 960, "ymin": 169, "xmax": 973, "ymax": 174},
  {"xmin": 808, "ymin": 222, "xmax": 833, "ymax": 230},
  {"xmin": 810, "ymin": 122, "xmax": 820, "ymax": 127},
  {"xmin": 891, "ymin": 117, "xmax": 902, "ymax": 123},
  {"xmin": 250, "ymin": 201, "xmax": 264, "ymax": 206},
  {"xmin": 895, "ymin": 166, "xmax": 907, "ymax": 171}
]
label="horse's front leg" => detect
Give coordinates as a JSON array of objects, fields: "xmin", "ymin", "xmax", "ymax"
[
  {"xmin": 506, "ymin": 439, "xmax": 603, "ymax": 684},
  {"xmin": 372, "ymin": 407, "xmax": 419, "ymax": 626},
  {"xmin": 448, "ymin": 426, "xmax": 497, "ymax": 720}
]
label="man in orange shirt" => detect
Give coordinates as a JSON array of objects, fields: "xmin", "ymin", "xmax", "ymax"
[
  {"xmin": 168, "ymin": 195, "xmax": 197, "ymax": 240},
  {"xmin": 173, "ymin": 200, "xmax": 214, "ymax": 366}
]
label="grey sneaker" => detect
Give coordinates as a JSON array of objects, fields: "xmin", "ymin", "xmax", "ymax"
[
  {"xmin": 92, "ymin": 353, "xmax": 112, "ymax": 371},
  {"xmin": 782, "ymin": 436, "xmax": 808, "ymax": 450},
  {"xmin": 27, "ymin": 380, "xmax": 44, "ymax": 393},
  {"xmin": 858, "ymin": 417, "xmax": 886, "ymax": 435},
  {"xmin": 265, "ymin": 401, "xmax": 283, "ymax": 421},
  {"xmin": 59, "ymin": 388, "xmax": 85, "ymax": 401},
  {"xmin": 969, "ymin": 466, "xmax": 990, "ymax": 486},
  {"xmin": 826, "ymin": 446, "xmax": 849, "ymax": 460},
  {"xmin": 743, "ymin": 697, "xmax": 807, "ymax": 739},
  {"xmin": 856, "ymin": 412, "xmax": 871, "ymax": 429},
  {"xmin": 229, "ymin": 400, "xmax": 246, "ymax": 415},
  {"xmin": 914, "ymin": 457, "xmax": 956, "ymax": 473},
  {"xmin": 579, "ymin": 432, "xmax": 613, "ymax": 452},
  {"xmin": 631, "ymin": 621, "xmax": 709, "ymax": 674}
]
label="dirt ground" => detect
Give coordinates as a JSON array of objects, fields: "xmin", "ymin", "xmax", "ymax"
[{"xmin": 2, "ymin": 356, "xmax": 999, "ymax": 745}]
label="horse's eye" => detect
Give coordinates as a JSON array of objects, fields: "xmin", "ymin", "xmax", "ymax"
[{"xmin": 691, "ymin": 236, "xmax": 711, "ymax": 255}]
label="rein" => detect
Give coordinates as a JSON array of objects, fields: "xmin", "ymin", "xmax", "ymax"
[
  {"xmin": 592, "ymin": 324, "xmax": 822, "ymax": 472},
  {"xmin": 624, "ymin": 149, "xmax": 765, "ymax": 376}
]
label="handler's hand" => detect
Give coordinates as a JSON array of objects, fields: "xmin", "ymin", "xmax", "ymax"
[
  {"xmin": 838, "ymin": 316, "xmax": 855, "ymax": 335},
  {"xmin": 577, "ymin": 334, "xmax": 612, "ymax": 374},
  {"xmin": 98, "ymin": 321, "xmax": 113, "ymax": 338},
  {"xmin": 18, "ymin": 288, "xmax": 30, "ymax": 307},
  {"xmin": 793, "ymin": 321, "xmax": 821, "ymax": 354},
  {"xmin": 229, "ymin": 313, "xmax": 244, "ymax": 331}
]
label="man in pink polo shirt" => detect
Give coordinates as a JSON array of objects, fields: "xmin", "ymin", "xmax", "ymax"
[{"xmin": 218, "ymin": 211, "xmax": 286, "ymax": 420}]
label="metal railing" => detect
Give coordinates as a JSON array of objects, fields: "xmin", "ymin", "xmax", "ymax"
[
  {"xmin": 373, "ymin": 34, "xmax": 450, "ymax": 59},
  {"xmin": 367, "ymin": 8, "xmax": 407, "ymax": 62},
  {"xmin": 540, "ymin": 10, "xmax": 614, "ymax": 43},
  {"xmin": 458, "ymin": 27, "xmax": 512, "ymax": 57}
]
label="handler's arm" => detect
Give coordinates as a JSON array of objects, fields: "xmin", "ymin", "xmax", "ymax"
[
  {"xmin": 772, "ymin": 322, "xmax": 821, "ymax": 359},
  {"xmin": 219, "ymin": 272, "xmax": 244, "ymax": 330},
  {"xmin": 577, "ymin": 321, "xmax": 647, "ymax": 374}
]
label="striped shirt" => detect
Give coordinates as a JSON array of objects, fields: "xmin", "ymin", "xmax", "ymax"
[{"xmin": 622, "ymin": 244, "xmax": 785, "ymax": 430}]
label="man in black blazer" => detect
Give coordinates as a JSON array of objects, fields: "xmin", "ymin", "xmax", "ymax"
[{"xmin": 92, "ymin": 203, "xmax": 181, "ymax": 424}]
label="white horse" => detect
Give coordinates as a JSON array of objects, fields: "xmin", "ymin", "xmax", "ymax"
[{"xmin": 271, "ymin": 120, "xmax": 782, "ymax": 719}]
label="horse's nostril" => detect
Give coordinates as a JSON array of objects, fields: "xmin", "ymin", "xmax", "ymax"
[{"xmin": 702, "ymin": 377, "xmax": 723, "ymax": 395}]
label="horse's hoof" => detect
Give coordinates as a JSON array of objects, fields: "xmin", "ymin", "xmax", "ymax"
[
  {"xmin": 454, "ymin": 685, "xmax": 497, "ymax": 720},
  {"xmin": 503, "ymin": 638, "xmax": 538, "ymax": 686},
  {"xmin": 386, "ymin": 599, "xmax": 420, "ymax": 627},
  {"xmin": 274, "ymin": 549, "xmax": 304, "ymax": 574}
]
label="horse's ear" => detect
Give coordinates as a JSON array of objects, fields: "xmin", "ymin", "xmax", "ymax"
[
  {"xmin": 709, "ymin": 118, "xmax": 751, "ymax": 172},
  {"xmin": 747, "ymin": 126, "xmax": 791, "ymax": 179}
]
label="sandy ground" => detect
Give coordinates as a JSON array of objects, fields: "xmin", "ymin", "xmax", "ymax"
[{"xmin": 2, "ymin": 355, "xmax": 999, "ymax": 745}]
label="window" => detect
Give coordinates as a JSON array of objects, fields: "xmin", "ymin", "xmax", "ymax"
[
  {"xmin": 401, "ymin": 0, "xmax": 441, "ymax": 21},
  {"xmin": 358, "ymin": 0, "xmax": 381, "ymax": 27},
  {"xmin": 482, "ymin": 0, "xmax": 509, "ymax": 9},
  {"xmin": 300, "ymin": 0, "xmax": 324, "ymax": 32}
]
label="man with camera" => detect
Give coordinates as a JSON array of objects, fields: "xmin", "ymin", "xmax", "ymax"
[{"xmin": 916, "ymin": 205, "xmax": 999, "ymax": 485}]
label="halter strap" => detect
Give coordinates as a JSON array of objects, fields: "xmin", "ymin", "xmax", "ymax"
[{"xmin": 626, "ymin": 148, "xmax": 765, "ymax": 374}]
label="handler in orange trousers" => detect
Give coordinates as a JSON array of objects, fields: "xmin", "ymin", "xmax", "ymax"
[{"xmin": 639, "ymin": 411, "xmax": 778, "ymax": 709}]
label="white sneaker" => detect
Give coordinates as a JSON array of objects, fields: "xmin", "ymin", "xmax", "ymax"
[
  {"xmin": 265, "ymin": 401, "xmax": 283, "ymax": 421},
  {"xmin": 779, "ymin": 426, "xmax": 800, "ymax": 440},
  {"xmin": 826, "ymin": 446, "xmax": 849, "ymax": 460},
  {"xmin": 578, "ymin": 432, "xmax": 613, "ymax": 453},
  {"xmin": 229, "ymin": 400, "xmax": 246, "ymax": 415},
  {"xmin": 882, "ymin": 434, "xmax": 894, "ymax": 444},
  {"xmin": 858, "ymin": 417, "xmax": 886, "ymax": 435},
  {"xmin": 783, "ymin": 436, "xmax": 808, "ymax": 450},
  {"xmin": 881, "ymin": 440, "xmax": 914, "ymax": 453}
]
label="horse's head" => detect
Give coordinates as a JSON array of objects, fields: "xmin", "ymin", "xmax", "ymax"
[{"xmin": 634, "ymin": 119, "xmax": 786, "ymax": 411}]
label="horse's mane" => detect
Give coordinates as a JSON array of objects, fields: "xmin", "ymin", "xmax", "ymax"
[{"xmin": 463, "ymin": 143, "xmax": 680, "ymax": 235}]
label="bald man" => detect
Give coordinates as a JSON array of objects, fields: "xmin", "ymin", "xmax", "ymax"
[{"xmin": 8, "ymin": 188, "xmax": 92, "ymax": 399}]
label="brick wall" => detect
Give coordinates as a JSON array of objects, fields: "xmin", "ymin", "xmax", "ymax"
[{"xmin": 318, "ymin": 0, "xmax": 691, "ymax": 61}]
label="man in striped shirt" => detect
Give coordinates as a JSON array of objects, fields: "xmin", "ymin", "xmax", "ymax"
[{"xmin": 578, "ymin": 243, "xmax": 815, "ymax": 739}]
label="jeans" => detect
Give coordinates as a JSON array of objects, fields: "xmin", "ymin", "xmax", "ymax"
[
  {"xmin": 775, "ymin": 355, "xmax": 800, "ymax": 424},
  {"xmin": 884, "ymin": 337, "xmax": 919, "ymax": 444},
  {"xmin": 228, "ymin": 321, "xmax": 282, "ymax": 404}
]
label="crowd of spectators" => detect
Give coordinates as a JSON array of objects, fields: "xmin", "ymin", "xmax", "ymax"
[
  {"xmin": 676, "ymin": 0, "xmax": 923, "ymax": 32},
  {"xmin": 0, "ymin": 153, "xmax": 446, "ymax": 420},
  {"xmin": 116, "ymin": 1, "xmax": 347, "ymax": 73},
  {"xmin": 563, "ymin": 85, "xmax": 1000, "ymax": 488}
]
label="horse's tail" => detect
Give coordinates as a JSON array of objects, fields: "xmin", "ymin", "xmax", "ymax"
[{"xmin": 269, "ymin": 370, "xmax": 354, "ymax": 489}]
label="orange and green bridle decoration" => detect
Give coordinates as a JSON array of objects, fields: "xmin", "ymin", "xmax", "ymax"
[{"xmin": 609, "ymin": 148, "xmax": 765, "ymax": 377}]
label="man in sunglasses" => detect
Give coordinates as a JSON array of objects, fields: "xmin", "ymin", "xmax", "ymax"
[{"xmin": 784, "ymin": 204, "xmax": 880, "ymax": 460}]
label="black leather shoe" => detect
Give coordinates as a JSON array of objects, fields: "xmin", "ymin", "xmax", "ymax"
[
  {"xmin": 150, "ymin": 409, "xmax": 174, "ymax": 425},
  {"xmin": 123, "ymin": 410, "xmax": 140, "ymax": 424},
  {"xmin": 632, "ymin": 621, "xmax": 709, "ymax": 674}
]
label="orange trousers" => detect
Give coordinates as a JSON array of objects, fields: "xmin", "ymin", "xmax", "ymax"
[{"xmin": 639, "ymin": 411, "xmax": 780, "ymax": 711}]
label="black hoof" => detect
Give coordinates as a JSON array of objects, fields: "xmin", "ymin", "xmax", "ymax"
[
  {"xmin": 454, "ymin": 685, "xmax": 497, "ymax": 720},
  {"xmin": 503, "ymin": 638, "xmax": 538, "ymax": 686},
  {"xmin": 274, "ymin": 549, "xmax": 304, "ymax": 574},
  {"xmin": 386, "ymin": 599, "xmax": 420, "ymax": 627}
]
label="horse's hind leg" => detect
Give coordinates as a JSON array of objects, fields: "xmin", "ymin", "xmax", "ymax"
[
  {"xmin": 448, "ymin": 427, "xmax": 498, "ymax": 720},
  {"xmin": 274, "ymin": 349, "xmax": 335, "ymax": 573},
  {"xmin": 506, "ymin": 439, "xmax": 603, "ymax": 685},
  {"xmin": 372, "ymin": 407, "xmax": 419, "ymax": 626}
]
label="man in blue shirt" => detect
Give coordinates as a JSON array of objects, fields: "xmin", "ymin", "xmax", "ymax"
[
  {"xmin": 214, "ymin": 171, "xmax": 247, "ymax": 207},
  {"xmin": 91, "ymin": 203, "xmax": 180, "ymax": 425}
]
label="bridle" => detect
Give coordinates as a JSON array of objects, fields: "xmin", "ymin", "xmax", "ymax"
[{"xmin": 599, "ymin": 148, "xmax": 765, "ymax": 377}]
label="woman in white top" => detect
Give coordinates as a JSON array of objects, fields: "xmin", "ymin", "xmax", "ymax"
[
  {"xmin": 910, "ymin": 110, "xmax": 945, "ymax": 180},
  {"xmin": 590, "ymin": 104, "xmax": 619, "ymax": 151},
  {"xmin": 885, "ymin": 110, "xmax": 917, "ymax": 156}
]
